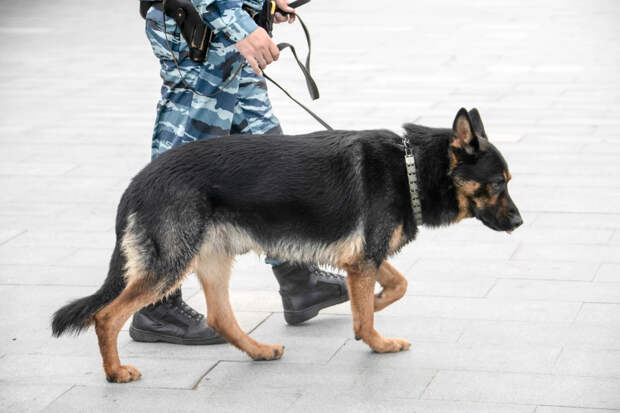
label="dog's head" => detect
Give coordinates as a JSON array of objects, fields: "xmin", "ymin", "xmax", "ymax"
[{"xmin": 448, "ymin": 108, "xmax": 522, "ymax": 232}]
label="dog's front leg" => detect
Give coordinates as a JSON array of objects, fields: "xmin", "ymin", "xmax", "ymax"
[
  {"xmin": 345, "ymin": 263, "xmax": 411, "ymax": 353},
  {"xmin": 374, "ymin": 261, "xmax": 408, "ymax": 312}
]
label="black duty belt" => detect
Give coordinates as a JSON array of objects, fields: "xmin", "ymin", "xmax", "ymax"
[{"xmin": 140, "ymin": 0, "xmax": 331, "ymax": 130}]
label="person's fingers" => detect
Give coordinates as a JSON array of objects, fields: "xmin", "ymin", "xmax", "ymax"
[
  {"xmin": 274, "ymin": 12, "xmax": 287, "ymax": 23},
  {"xmin": 247, "ymin": 56, "xmax": 262, "ymax": 76},
  {"xmin": 269, "ymin": 42, "xmax": 280, "ymax": 61},
  {"xmin": 256, "ymin": 54, "xmax": 267, "ymax": 69},
  {"xmin": 263, "ymin": 51, "xmax": 274, "ymax": 65},
  {"xmin": 289, "ymin": 14, "xmax": 296, "ymax": 24}
]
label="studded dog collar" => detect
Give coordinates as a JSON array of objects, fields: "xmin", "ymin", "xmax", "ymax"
[{"xmin": 402, "ymin": 138, "xmax": 423, "ymax": 226}]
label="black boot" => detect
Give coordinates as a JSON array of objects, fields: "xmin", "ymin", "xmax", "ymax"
[
  {"xmin": 272, "ymin": 263, "xmax": 349, "ymax": 325},
  {"xmin": 129, "ymin": 289, "xmax": 225, "ymax": 345}
]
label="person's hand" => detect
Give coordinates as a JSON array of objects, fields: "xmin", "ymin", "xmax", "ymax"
[
  {"xmin": 235, "ymin": 27, "xmax": 280, "ymax": 75},
  {"xmin": 274, "ymin": 0, "xmax": 296, "ymax": 24}
]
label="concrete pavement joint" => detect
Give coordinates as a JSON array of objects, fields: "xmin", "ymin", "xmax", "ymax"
[
  {"xmin": 483, "ymin": 278, "xmax": 499, "ymax": 298},
  {"xmin": 42, "ymin": 384, "xmax": 76, "ymax": 411},
  {"xmin": 592, "ymin": 262, "xmax": 605, "ymax": 282},
  {"xmin": 0, "ymin": 229, "xmax": 27, "ymax": 247},
  {"xmin": 551, "ymin": 346, "xmax": 565, "ymax": 372},
  {"xmin": 326, "ymin": 338, "xmax": 350, "ymax": 363},
  {"xmin": 247, "ymin": 312, "xmax": 275, "ymax": 335},
  {"xmin": 191, "ymin": 360, "xmax": 221, "ymax": 390},
  {"xmin": 419, "ymin": 369, "xmax": 439, "ymax": 399}
]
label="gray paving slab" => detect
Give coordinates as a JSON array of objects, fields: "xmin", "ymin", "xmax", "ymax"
[
  {"xmin": 513, "ymin": 245, "xmax": 620, "ymax": 263},
  {"xmin": 3, "ymin": 230, "xmax": 115, "ymax": 249},
  {"xmin": 61, "ymin": 247, "xmax": 116, "ymax": 268},
  {"xmin": 197, "ymin": 361, "xmax": 437, "ymax": 400},
  {"xmin": 329, "ymin": 340, "xmax": 560, "ymax": 375},
  {"xmin": 255, "ymin": 313, "xmax": 467, "ymax": 344},
  {"xmin": 554, "ymin": 349, "xmax": 620, "ymax": 378},
  {"xmin": 0, "ymin": 244, "xmax": 76, "ymax": 266},
  {"xmin": 0, "ymin": 353, "xmax": 215, "ymax": 390},
  {"xmin": 437, "ymin": 226, "xmax": 614, "ymax": 245},
  {"xmin": 575, "ymin": 303, "xmax": 620, "ymax": 326},
  {"xmin": 43, "ymin": 385, "xmax": 300, "ymax": 413},
  {"xmin": 0, "ymin": 383, "xmax": 73, "ymax": 413},
  {"xmin": 535, "ymin": 407, "xmax": 620, "ymax": 413},
  {"xmin": 597, "ymin": 263, "xmax": 620, "ymax": 282},
  {"xmin": 409, "ymin": 259, "xmax": 599, "ymax": 281},
  {"xmin": 0, "ymin": 203, "xmax": 69, "ymax": 218},
  {"xmin": 515, "ymin": 173, "xmax": 620, "ymax": 189},
  {"xmin": 487, "ymin": 279, "xmax": 620, "ymax": 302},
  {"xmin": 534, "ymin": 213, "xmax": 620, "ymax": 230},
  {"xmin": 458, "ymin": 320, "xmax": 620, "ymax": 351},
  {"xmin": 291, "ymin": 394, "xmax": 536, "ymax": 413},
  {"xmin": 353, "ymin": 295, "xmax": 582, "ymax": 323},
  {"xmin": 422, "ymin": 370, "xmax": 620, "ymax": 409},
  {"xmin": 403, "ymin": 278, "xmax": 496, "ymax": 298},
  {"xmin": 0, "ymin": 264, "xmax": 107, "ymax": 286},
  {"xmin": 0, "ymin": 229, "xmax": 24, "ymax": 246},
  {"xmin": 396, "ymin": 239, "xmax": 520, "ymax": 260}
]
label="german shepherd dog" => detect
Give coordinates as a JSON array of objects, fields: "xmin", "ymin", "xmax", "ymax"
[{"xmin": 52, "ymin": 108, "xmax": 522, "ymax": 383}]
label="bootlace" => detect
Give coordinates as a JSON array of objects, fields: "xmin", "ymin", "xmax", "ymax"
[
  {"xmin": 173, "ymin": 299, "xmax": 204, "ymax": 322},
  {"xmin": 309, "ymin": 265, "xmax": 341, "ymax": 281}
]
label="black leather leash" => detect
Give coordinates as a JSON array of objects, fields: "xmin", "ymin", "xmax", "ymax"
[
  {"xmin": 263, "ymin": 71, "xmax": 332, "ymax": 130},
  {"xmin": 263, "ymin": 12, "xmax": 332, "ymax": 130}
]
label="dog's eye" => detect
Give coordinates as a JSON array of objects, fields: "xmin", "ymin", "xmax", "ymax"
[{"xmin": 490, "ymin": 182, "xmax": 504, "ymax": 193}]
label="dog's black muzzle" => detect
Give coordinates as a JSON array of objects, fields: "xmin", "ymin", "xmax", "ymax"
[{"xmin": 475, "ymin": 195, "xmax": 523, "ymax": 233}]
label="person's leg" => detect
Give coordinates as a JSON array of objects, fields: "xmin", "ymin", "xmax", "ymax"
[
  {"xmin": 230, "ymin": 62, "xmax": 282, "ymax": 136},
  {"xmin": 232, "ymin": 66, "xmax": 349, "ymax": 325},
  {"xmin": 131, "ymin": 7, "xmax": 241, "ymax": 345}
]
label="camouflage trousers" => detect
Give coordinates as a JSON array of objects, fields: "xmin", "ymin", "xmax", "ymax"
[{"xmin": 145, "ymin": 6, "xmax": 281, "ymax": 159}]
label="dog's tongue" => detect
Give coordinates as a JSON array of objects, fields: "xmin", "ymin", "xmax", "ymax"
[{"xmin": 506, "ymin": 231, "xmax": 513, "ymax": 235}]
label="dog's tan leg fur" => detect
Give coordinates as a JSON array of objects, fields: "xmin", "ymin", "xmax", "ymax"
[
  {"xmin": 196, "ymin": 253, "xmax": 284, "ymax": 361},
  {"xmin": 374, "ymin": 261, "xmax": 408, "ymax": 312},
  {"xmin": 94, "ymin": 280, "xmax": 156, "ymax": 383},
  {"xmin": 345, "ymin": 262, "xmax": 410, "ymax": 353}
]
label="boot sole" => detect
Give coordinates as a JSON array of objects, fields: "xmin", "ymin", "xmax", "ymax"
[
  {"xmin": 129, "ymin": 326, "xmax": 227, "ymax": 346},
  {"xmin": 283, "ymin": 292, "xmax": 350, "ymax": 325}
]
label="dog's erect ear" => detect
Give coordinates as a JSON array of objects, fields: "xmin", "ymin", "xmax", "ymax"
[
  {"xmin": 452, "ymin": 108, "xmax": 480, "ymax": 154},
  {"xmin": 468, "ymin": 108, "xmax": 487, "ymax": 139}
]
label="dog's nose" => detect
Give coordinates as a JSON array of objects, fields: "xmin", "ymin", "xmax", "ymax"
[{"xmin": 509, "ymin": 214, "xmax": 523, "ymax": 229}]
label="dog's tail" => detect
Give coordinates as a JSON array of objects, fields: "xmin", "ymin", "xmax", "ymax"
[{"xmin": 52, "ymin": 244, "xmax": 126, "ymax": 337}]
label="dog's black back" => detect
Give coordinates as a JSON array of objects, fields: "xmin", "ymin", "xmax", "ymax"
[{"xmin": 124, "ymin": 130, "xmax": 416, "ymax": 265}]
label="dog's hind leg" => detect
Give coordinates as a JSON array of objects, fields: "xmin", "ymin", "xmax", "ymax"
[
  {"xmin": 93, "ymin": 278, "xmax": 160, "ymax": 383},
  {"xmin": 196, "ymin": 252, "xmax": 284, "ymax": 361},
  {"xmin": 373, "ymin": 261, "xmax": 408, "ymax": 312},
  {"xmin": 345, "ymin": 262, "xmax": 411, "ymax": 353}
]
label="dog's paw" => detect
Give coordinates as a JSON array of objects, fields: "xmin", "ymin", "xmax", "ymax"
[
  {"xmin": 250, "ymin": 344, "xmax": 285, "ymax": 361},
  {"xmin": 371, "ymin": 337, "xmax": 411, "ymax": 353},
  {"xmin": 105, "ymin": 365, "xmax": 142, "ymax": 383}
]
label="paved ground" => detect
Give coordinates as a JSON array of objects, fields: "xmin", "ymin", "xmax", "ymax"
[{"xmin": 1, "ymin": 0, "xmax": 620, "ymax": 411}]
